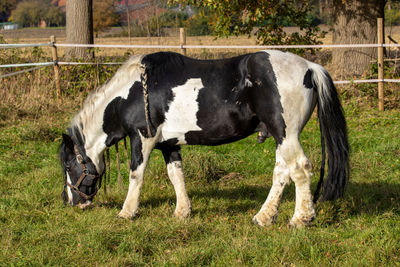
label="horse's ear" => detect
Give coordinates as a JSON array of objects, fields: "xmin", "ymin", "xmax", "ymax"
[{"xmin": 62, "ymin": 133, "xmax": 74, "ymax": 150}]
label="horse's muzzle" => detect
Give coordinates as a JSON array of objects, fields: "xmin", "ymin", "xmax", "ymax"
[{"xmin": 78, "ymin": 200, "xmax": 92, "ymax": 209}]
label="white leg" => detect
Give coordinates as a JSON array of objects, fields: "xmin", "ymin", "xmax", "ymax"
[
  {"xmin": 118, "ymin": 163, "xmax": 147, "ymax": 219},
  {"xmin": 253, "ymin": 154, "xmax": 290, "ymax": 226},
  {"xmin": 167, "ymin": 160, "xmax": 191, "ymax": 218},
  {"xmin": 280, "ymin": 137, "xmax": 315, "ymax": 228},
  {"xmin": 253, "ymin": 136, "xmax": 315, "ymax": 228},
  {"xmin": 288, "ymin": 155, "xmax": 315, "ymax": 228},
  {"xmin": 118, "ymin": 131, "xmax": 158, "ymax": 219}
]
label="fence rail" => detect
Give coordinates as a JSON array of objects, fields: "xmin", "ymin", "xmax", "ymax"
[
  {"xmin": 0, "ymin": 19, "xmax": 396, "ymax": 110},
  {"xmin": 3, "ymin": 42, "xmax": 400, "ymax": 49},
  {"xmin": 2, "ymin": 61, "xmax": 399, "ymax": 85}
]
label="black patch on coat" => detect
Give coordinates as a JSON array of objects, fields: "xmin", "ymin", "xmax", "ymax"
[
  {"xmin": 158, "ymin": 144, "xmax": 182, "ymax": 164},
  {"xmin": 303, "ymin": 69, "xmax": 314, "ymax": 89},
  {"xmin": 103, "ymin": 96, "xmax": 125, "ymax": 147},
  {"xmin": 244, "ymin": 52, "xmax": 286, "ymax": 145},
  {"xmin": 156, "ymin": 138, "xmax": 180, "ymax": 148},
  {"xmin": 229, "ymin": 54, "xmax": 252, "ymax": 102}
]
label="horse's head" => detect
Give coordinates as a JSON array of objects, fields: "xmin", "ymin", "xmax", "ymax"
[{"xmin": 60, "ymin": 133, "xmax": 102, "ymax": 209}]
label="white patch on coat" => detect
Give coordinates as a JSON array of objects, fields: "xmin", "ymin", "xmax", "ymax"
[
  {"xmin": 66, "ymin": 172, "xmax": 73, "ymax": 205},
  {"xmin": 161, "ymin": 78, "xmax": 204, "ymax": 144},
  {"xmin": 263, "ymin": 50, "xmax": 315, "ymax": 135},
  {"xmin": 70, "ymin": 55, "xmax": 146, "ymax": 174}
]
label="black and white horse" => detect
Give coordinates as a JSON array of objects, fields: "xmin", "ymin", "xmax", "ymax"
[{"xmin": 60, "ymin": 51, "xmax": 349, "ymax": 228}]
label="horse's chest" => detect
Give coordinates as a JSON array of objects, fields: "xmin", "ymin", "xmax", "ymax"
[{"xmin": 160, "ymin": 78, "xmax": 204, "ymax": 144}]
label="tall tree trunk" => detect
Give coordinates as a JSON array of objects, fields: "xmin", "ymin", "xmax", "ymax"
[
  {"xmin": 65, "ymin": 0, "xmax": 94, "ymax": 59},
  {"xmin": 331, "ymin": 0, "xmax": 385, "ymax": 79}
]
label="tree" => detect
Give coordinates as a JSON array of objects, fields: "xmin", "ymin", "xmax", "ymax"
[
  {"xmin": 169, "ymin": 0, "xmax": 324, "ymax": 48},
  {"xmin": 10, "ymin": 1, "xmax": 44, "ymax": 27},
  {"xmin": 10, "ymin": 0, "xmax": 65, "ymax": 27},
  {"xmin": 45, "ymin": 5, "xmax": 65, "ymax": 27},
  {"xmin": 0, "ymin": 0, "xmax": 19, "ymax": 22},
  {"xmin": 93, "ymin": 0, "xmax": 119, "ymax": 36},
  {"xmin": 330, "ymin": 0, "xmax": 386, "ymax": 78},
  {"xmin": 65, "ymin": 0, "xmax": 94, "ymax": 59}
]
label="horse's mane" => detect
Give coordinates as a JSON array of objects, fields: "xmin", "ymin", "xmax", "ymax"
[{"xmin": 69, "ymin": 54, "xmax": 145, "ymax": 143}]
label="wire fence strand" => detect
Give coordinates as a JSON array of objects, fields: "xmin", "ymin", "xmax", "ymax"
[
  {"xmin": 0, "ymin": 65, "xmax": 47, "ymax": 78},
  {"xmin": 0, "ymin": 43, "xmax": 51, "ymax": 49},
  {"xmin": 2, "ymin": 41, "xmax": 400, "ymax": 85},
  {"xmin": 3, "ymin": 42, "xmax": 400, "ymax": 50},
  {"xmin": 0, "ymin": 62, "xmax": 54, "ymax": 68}
]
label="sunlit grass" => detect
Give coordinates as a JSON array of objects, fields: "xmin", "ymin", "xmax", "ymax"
[{"xmin": 0, "ymin": 101, "xmax": 399, "ymax": 266}]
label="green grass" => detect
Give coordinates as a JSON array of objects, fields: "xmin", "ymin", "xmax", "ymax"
[{"xmin": 0, "ymin": 102, "xmax": 399, "ymax": 266}]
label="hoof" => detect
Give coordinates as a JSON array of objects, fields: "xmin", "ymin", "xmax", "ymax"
[
  {"xmin": 117, "ymin": 210, "xmax": 138, "ymax": 220},
  {"xmin": 252, "ymin": 213, "xmax": 276, "ymax": 227},
  {"xmin": 289, "ymin": 215, "xmax": 315, "ymax": 229},
  {"xmin": 173, "ymin": 206, "xmax": 191, "ymax": 219},
  {"xmin": 252, "ymin": 216, "xmax": 263, "ymax": 226}
]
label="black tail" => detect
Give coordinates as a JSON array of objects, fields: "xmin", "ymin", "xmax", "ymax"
[{"xmin": 310, "ymin": 65, "xmax": 350, "ymax": 202}]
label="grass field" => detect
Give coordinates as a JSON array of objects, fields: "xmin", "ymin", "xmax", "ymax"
[{"xmin": 0, "ymin": 97, "xmax": 399, "ymax": 266}]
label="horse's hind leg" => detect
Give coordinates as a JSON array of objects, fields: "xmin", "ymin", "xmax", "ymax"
[
  {"xmin": 278, "ymin": 136, "xmax": 315, "ymax": 227},
  {"xmin": 253, "ymin": 136, "xmax": 315, "ymax": 228},
  {"xmin": 118, "ymin": 131, "xmax": 157, "ymax": 219},
  {"xmin": 253, "ymin": 148, "xmax": 290, "ymax": 226},
  {"xmin": 160, "ymin": 146, "xmax": 191, "ymax": 218}
]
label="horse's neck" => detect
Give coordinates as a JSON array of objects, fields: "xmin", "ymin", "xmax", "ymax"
[
  {"xmin": 84, "ymin": 131, "xmax": 107, "ymax": 175},
  {"xmin": 72, "ymin": 110, "xmax": 108, "ymax": 175},
  {"xmin": 72, "ymin": 54, "xmax": 146, "ymax": 173},
  {"xmin": 70, "ymin": 125, "xmax": 105, "ymax": 175}
]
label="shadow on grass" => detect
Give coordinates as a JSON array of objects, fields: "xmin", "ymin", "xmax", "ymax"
[
  {"xmin": 341, "ymin": 181, "xmax": 400, "ymax": 215},
  {"xmin": 92, "ymin": 180, "xmax": 400, "ymax": 225},
  {"xmin": 97, "ymin": 200, "xmax": 123, "ymax": 209}
]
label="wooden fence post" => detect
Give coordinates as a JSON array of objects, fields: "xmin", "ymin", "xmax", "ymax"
[
  {"xmin": 377, "ymin": 18, "xmax": 384, "ymax": 111},
  {"xmin": 180, "ymin": 28, "xmax": 186, "ymax": 56},
  {"xmin": 50, "ymin": 35, "xmax": 61, "ymax": 99}
]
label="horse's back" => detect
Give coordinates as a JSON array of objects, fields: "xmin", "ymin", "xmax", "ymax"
[{"xmin": 115, "ymin": 51, "xmax": 318, "ymax": 146}]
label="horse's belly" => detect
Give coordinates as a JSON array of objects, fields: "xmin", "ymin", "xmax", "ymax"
[{"xmin": 160, "ymin": 128, "xmax": 198, "ymax": 145}]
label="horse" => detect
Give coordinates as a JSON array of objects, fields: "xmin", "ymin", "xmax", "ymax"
[{"xmin": 59, "ymin": 50, "xmax": 349, "ymax": 228}]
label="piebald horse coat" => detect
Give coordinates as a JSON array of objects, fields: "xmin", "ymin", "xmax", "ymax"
[{"xmin": 60, "ymin": 51, "xmax": 349, "ymax": 228}]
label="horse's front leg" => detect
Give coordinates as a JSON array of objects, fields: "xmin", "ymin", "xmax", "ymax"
[
  {"xmin": 160, "ymin": 145, "xmax": 191, "ymax": 219},
  {"xmin": 117, "ymin": 131, "xmax": 156, "ymax": 219}
]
